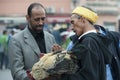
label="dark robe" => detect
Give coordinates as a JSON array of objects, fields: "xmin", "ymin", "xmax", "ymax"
[{"xmin": 61, "ymin": 33, "xmax": 112, "ymax": 80}]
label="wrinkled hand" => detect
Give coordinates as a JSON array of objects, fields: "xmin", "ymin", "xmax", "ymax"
[
  {"xmin": 67, "ymin": 50, "xmax": 77, "ymax": 59},
  {"xmin": 52, "ymin": 44, "xmax": 63, "ymax": 52}
]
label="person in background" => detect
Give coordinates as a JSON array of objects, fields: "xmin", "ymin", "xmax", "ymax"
[
  {"xmin": 94, "ymin": 24, "xmax": 120, "ymax": 80},
  {"xmin": 8, "ymin": 3, "xmax": 61, "ymax": 80},
  {"xmin": 10, "ymin": 30, "xmax": 15, "ymax": 36},
  {"xmin": 61, "ymin": 6, "xmax": 112, "ymax": 80},
  {"xmin": 7, "ymin": 29, "xmax": 15, "ymax": 43},
  {"xmin": 0, "ymin": 30, "xmax": 8, "ymax": 69},
  {"xmin": 7, "ymin": 28, "xmax": 21, "ymax": 44},
  {"xmin": 51, "ymin": 24, "xmax": 62, "ymax": 45}
]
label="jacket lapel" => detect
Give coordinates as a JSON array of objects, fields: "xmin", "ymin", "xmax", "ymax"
[{"xmin": 23, "ymin": 27, "xmax": 40, "ymax": 57}]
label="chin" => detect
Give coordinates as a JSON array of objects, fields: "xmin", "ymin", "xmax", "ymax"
[
  {"xmin": 76, "ymin": 34, "xmax": 80, "ymax": 36},
  {"xmin": 76, "ymin": 33, "xmax": 81, "ymax": 36}
]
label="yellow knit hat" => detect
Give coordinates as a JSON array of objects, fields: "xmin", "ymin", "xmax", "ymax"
[{"xmin": 72, "ymin": 6, "xmax": 98, "ymax": 24}]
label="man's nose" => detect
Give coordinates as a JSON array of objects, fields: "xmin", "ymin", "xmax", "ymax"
[{"xmin": 38, "ymin": 20, "xmax": 44, "ymax": 25}]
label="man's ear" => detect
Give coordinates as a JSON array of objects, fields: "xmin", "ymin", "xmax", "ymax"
[{"xmin": 26, "ymin": 15, "xmax": 30, "ymax": 22}]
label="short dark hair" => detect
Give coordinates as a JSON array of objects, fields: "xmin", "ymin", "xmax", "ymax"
[
  {"xmin": 3, "ymin": 30, "xmax": 7, "ymax": 34},
  {"xmin": 27, "ymin": 3, "xmax": 46, "ymax": 17}
]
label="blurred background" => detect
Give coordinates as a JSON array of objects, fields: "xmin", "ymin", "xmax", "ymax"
[
  {"xmin": 0, "ymin": 0, "xmax": 120, "ymax": 79},
  {"xmin": 0, "ymin": 0, "xmax": 120, "ymax": 46},
  {"xmin": 0, "ymin": 0, "xmax": 120, "ymax": 32}
]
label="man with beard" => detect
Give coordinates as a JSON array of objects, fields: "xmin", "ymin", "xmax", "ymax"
[{"xmin": 8, "ymin": 3, "xmax": 61, "ymax": 80}]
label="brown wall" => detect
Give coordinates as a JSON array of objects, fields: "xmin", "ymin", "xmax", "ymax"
[
  {"xmin": 0, "ymin": 0, "xmax": 71, "ymax": 16},
  {"xmin": 0, "ymin": 0, "xmax": 119, "ymax": 31}
]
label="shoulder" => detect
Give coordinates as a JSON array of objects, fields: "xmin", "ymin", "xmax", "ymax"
[
  {"xmin": 9, "ymin": 29, "xmax": 27, "ymax": 44},
  {"xmin": 12, "ymin": 30, "xmax": 24, "ymax": 40},
  {"xmin": 80, "ymin": 33, "xmax": 106, "ymax": 49},
  {"xmin": 108, "ymin": 31, "xmax": 120, "ymax": 38},
  {"xmin": 107, "ymin": 31, "xmax": 120, "ymax": 45},
  {"xmin": 81, "ymin": 33, "xmax": 98, "ymax": 43},
  {"xmin": 12, "ymin": 27, "xmax": 29, "ymax": 40}
]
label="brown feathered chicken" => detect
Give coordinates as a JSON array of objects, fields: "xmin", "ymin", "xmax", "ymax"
[{"xmin": 30, "ymin": 50, "xmax": 78, "ymax": 80}]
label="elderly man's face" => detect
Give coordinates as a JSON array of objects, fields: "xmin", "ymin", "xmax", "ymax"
[{"xmin": 70, "ymin": 14, "xmax": 84, "ymax": 36}]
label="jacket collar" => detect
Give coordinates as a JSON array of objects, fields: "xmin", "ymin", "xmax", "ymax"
[{"xmin": 23, "ymin": 26, "xmax": 40, "ymax": 57}]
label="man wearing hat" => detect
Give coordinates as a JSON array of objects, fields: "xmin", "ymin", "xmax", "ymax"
[{"xmin": 61, "ymin": 6, "xmax": 112, "ymax": 80}]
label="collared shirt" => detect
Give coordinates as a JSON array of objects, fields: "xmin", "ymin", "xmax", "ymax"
[
  {"xmin": 78, "ymin": 30, "xmax": 97, "ymax": 40},
  {"xmin": 28, "ymin": 27, "xmax": 46, "ymax": 53},
  {"xmin": 67, "ymin": 30, "xmax": 97, "ymax": 50}
]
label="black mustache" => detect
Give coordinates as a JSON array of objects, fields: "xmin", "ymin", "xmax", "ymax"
[{"xmin": 36, "ymin": 25, "xmax": 44, "ymax": 27}]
